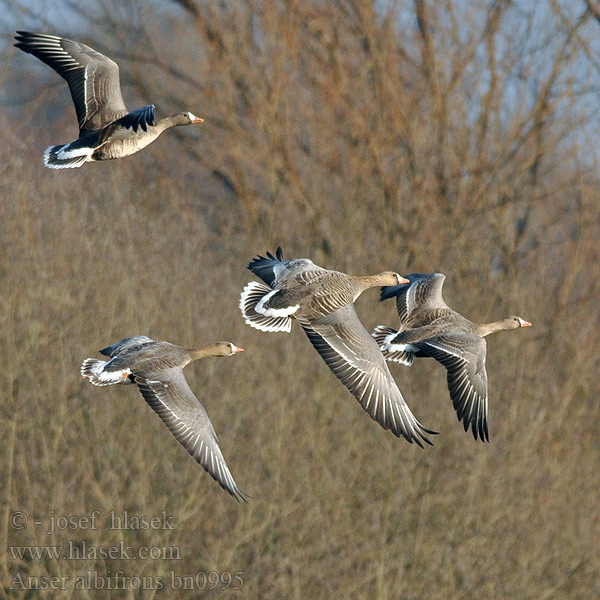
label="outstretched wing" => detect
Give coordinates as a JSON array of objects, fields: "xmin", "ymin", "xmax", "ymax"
[
  {"xmin": 380, "ymin": 273, "xmax": 447, "ymax": 325},
  {"xmin": 15, "ymin": 31, "xmax": 128, "ymax": 132},
  {"xmin": 134, "ymin": 367, "xmax": 248, "ymax": 501},
  {"xmin": 416, "ymin": 333, "xmax": 489, "ymax": 442},
  {"xmin": 299, "ymin": 305, "xmax": 436, "ymax": 446},
  {"xmin": 99, "ymin": 336, "xmax": 154, "ymax": 358}
]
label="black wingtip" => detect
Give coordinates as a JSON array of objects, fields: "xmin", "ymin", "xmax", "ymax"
[
  {"xmin": 264, "ymin": 247, "xmax": 280, "ymax": 261},
  {"xmin": 401, "ymin": 425, "xmax": 438, "ymax": 448},
  {"xmin": 142, "ymin": 105, "xmax": 155, "ymax": 130},
  {"xmin": 116, "ymin": 105, "xmax": 155, "ymax": 133},
  {"xmin": 247, "ymin": 248, "xmax": 285, "ymax": 279},
  {"xmin": 412, "ymin": 436, "xmax": 424, "ymax": 449},
  {"xmin": 423, "ymin": 426, "xmax": 440, "ymax": 436},
  {"xmin": 413, "ymin": 425, "xmax": 439, "ymax": 448},
  {"xmin": 14, "ymin": 31, "xmax": 50, "ymax": 50},
  {"xmin": 264, "ymin": 246, "xmax": 283, "ymax": 261},
  {"xmin": 477, "ymin": 422, "xmax": 489, "ymax": 443},
  {"xmin": 465, "ymin": 418, "xmax": 489, "ymax": 443},
  {"xmin": 379, "ymin": 284, "xmax": 407, "ymax": 302},
  {"xmin": 419, "ymin": 427, "xmax": 439, "ymax": 447},
  {"xmin": 233, "ymin": 489, "xmax": 252, "ymax": 503},
  {"xmin": 247, "ymin": 253, "xmax": 267, "ymax": 270},
  {"xmin": 14, "ymin": 34, "xmax": 28, "ymax": 50}
]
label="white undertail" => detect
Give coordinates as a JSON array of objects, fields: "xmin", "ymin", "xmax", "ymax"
[{"xmin": 239, "ymin": 282, "xmax": 293, "ymax": 333}]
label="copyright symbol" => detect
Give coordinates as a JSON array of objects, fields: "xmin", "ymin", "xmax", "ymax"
[{"xmin": 10, "ymin": 511, "xmax": 27, "ymax": 530}]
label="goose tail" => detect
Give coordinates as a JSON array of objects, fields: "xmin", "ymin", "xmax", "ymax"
[
  {"xmin": 239, "ymin": 281, "xmax": 293, "ymax": 333},
  {"xmin": 372, "ymin": 326, "xmax": 414, "ymax": 366},
  {"xmin": 44, "ymin": 143, "xmax": 91, "ymax": 169},
  {"xmin": 81, "ymin": 358, "xmax": 134, "ymax": 386}
]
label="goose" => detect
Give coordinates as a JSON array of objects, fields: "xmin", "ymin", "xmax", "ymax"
[
  {"xmin": 81, "ymin": 336, "xmax": 248, "ymax": 501},
  {"xmin": 239, "ymin": 248, "xmax": 436, "ymax": 447},
  {"xmin": 14, "ymin": 31, "xmax": 203, "ymax": 169},
  {"xmin": 372, "ymin": 273, "xmax": 532, "ymax": 442}
]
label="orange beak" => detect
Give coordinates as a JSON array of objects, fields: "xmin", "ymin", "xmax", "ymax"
[
  {"xmin": 519, "ymin": 318, "xmax": 532, "ymax": 327},
  {"xmin": 189, "ymin": 112, "xmax": 204, "ymax": 124},
  {"xmin": 231, "ymin": 345, "xmax": 244, "ymax": 353}
]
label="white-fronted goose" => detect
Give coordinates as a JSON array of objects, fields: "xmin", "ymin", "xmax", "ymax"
[
  {"xmin": 239, "ymin": 248, "xmax": 436, "ymax": 447},
  {"xmin": 81, "ymin": 337, "xmax": 247, "ymax": 501},
  {"xmin": 372, "ymin": 273, "xmax": 532, "ymax": 442},
  {"xmin": 14, "ymin": 31, "xmax": 203, "ymax": 169}
]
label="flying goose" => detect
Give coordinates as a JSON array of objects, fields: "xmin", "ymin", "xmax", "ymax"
[
  {"xmin": 239, "ymin": 248, "xmax": 436, "ymax": 447},
  {"xmin": 372, "ymin": 273, "xmax": 532, "ymax": 442},
  {"xmin": 14, "ymin": 31, "xmax": 203, "ymax": 169},
  {"xmin": 81, "ymin": 336, "xmax": 248, "ymax": 501}
]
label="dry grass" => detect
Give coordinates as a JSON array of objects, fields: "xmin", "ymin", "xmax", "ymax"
[{"xmin": 1, "ymin": 1, "xmax": 599, "ymax": 598}]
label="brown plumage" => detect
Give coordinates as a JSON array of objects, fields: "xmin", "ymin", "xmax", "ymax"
[
  {"xmin": 14, "ymin": 31, "xmax": 203, "ymax": 168},
  {"xmin": 373, "ymin": 273, "xmax": 532, "ymax": 442},
  {"xmin": 81, "ymin": 336, "xmax": 248, "ymax": 501},
  {"xmin": 240, "ymin": 248, "xmax": 437, "ymax": 447}
]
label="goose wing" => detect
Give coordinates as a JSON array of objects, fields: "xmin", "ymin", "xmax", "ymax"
[
  {"xmin": 99, "ymin": 336, "xmax": 154, "ymax": 358},
  {"xmin": 134, "ymin": 367, "xmax": 247, "ymax": 501},
  {"xmin": 415, "ymin": 333, "xmax": 489, "ymax": 442},
  {"xmin": 15, "ymin": 31, "xmax": 128, "ymax": 132},
  {"xmin": 247, "ymin": 247, "xmax": 287, "ymax": 287},
  {"xmin": 98, "ymin": 104, "xmax": 156, "ymax": 143},
  {"xmin": 247, "ymin": 247, "xmax": 322, "ymax": 288},
  {"xmin": 380, "ymin": 273, "xmax": 447, "ymax": 324},
  {"xmin": 299, "ymin": 305, "xmax": 435, "ymax": 446}
]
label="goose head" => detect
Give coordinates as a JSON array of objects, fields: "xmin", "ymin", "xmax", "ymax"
[
  {"xmin": 503, "ymin": 316, "xmax": 532, "ymax": 330},
  {"xmin": 377, "ymin": 272, "xmax": 410, "ymax": 286},
  {"xmin": 214, "ymin": 342, "xmax": 245, "ymax": 357},
  {"xmin": 172, "ymin": 111, "xmax": 204, "ymax": 126}
]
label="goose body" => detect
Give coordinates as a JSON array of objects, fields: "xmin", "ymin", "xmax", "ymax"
[
  {"xmin": 81, "ymin": 337, "xmax": 247, "ymax": 501},
  {"xmin": 240, "ymin": 248, "xmax": 436, "ymax": 447},
  {"xmin": 373, "ymin": 273, "xmax": 532, "ymax": 441},
  {"xmin": 14, "ymin": 31, "xmax": 203, "ymax": 168}
]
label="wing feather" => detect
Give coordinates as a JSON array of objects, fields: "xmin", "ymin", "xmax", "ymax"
[
  {"xmin": 15, "ymin": 31, "xmax": 128, "ymax": 131},
  {"xmin": 299, "ymin": 305, "xmax": 435, "ymax": 446},
  {"xmin": 416, "ymin": 333, "xmax": 489, "ymax": 442},
  {"xmin": 134, "ymin": 368, "xmax": 248, "ymax": 501}
]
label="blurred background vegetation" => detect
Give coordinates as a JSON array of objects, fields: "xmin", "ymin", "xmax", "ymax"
[{"xmin": 0, "ymin": 0, "xmax": 598, "ymax": 597}]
